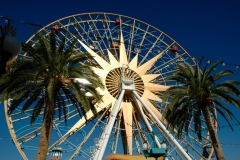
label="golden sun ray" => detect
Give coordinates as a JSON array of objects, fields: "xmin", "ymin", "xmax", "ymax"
[
  {"xmin": 143, "ymin": 90, "xmax": 162, "ymax": 102},
  {"xmin": 77, "ymin": 40, "xmax": 113, "ymax": 71},
  {"xmin": 128, "ymin": 54, "xmax": 138, "ymax": 70},
  {"xmin": 122, "ymin": 102, "xmax": 133, "ymax": 155},
  {"xmin": 107, "ymin": 49, "xmax": 121, "ymax": 68},
  {"xmin": 96, "ymin": 93, "xmax": 116, "ymax": 112},
  {"xmin": 135, "ymin": 51, "xmax": 165, "ymax": 76},
  {"xmin": 141, "ymin": 74, "xmax": 161, "ymax": 82},
  {"xmin": 145, "ymin": 99, "xmax": 164, "ymax": 122},
  {"xmin": 119, "ymin": 31, "xmax": 128, "ymax": 64},
  {"xmin": 74, "ymin": 29, "xmax": 168, "ymax": 155},
  {"xmin": 67, "ymin": 93, "xmax": 115, "ymax": 134},
  {"xmin": 91, "ymin": 67, "xmax": 108, "ymax": 78},
  {"xmin": 144, "ymin": 83, "xmax": 170, "ymax": 91},
  {"xmin": 48, "ymin": 93, "xmax": 116, "ymax": 149},
  {"xmin": 142, "ymin": 89, "xmax": 168, "ymax": 124}
]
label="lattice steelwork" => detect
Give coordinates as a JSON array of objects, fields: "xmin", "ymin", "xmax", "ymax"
[{"xmin": 4, "ymin": 12, "xmax": 214, "ymax": 160}]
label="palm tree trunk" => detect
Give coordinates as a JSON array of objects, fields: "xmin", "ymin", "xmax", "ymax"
[
  {"xmin": 202, "ymin": 105, "xmax": 225, "ymax": 160},
  {"xmin": 35, "ymin": 102, "xmax": 55, "ymax": 160}
]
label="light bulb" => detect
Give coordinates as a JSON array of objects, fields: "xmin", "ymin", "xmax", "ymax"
[
  {"xmin": 142, "ymin": 143, "xmax": 148, "ymax": 151},
  {"xmin": 161, "ymin": 143, "xmax": 167, "ymax": 150}
]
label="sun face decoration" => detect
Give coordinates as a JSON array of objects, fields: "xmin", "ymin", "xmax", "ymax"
[{"xmin": 58, "ymin": 31, "xmax": 170, "ymax": 155}]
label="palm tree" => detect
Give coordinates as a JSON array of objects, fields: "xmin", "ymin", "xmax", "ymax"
[
  {"xmin": 0, "ymin": 32, "xmax": 104, "ymax": 160},
  {"xmin": 162, "ymin": 61, "xmax": 240, "ymax": 160}
]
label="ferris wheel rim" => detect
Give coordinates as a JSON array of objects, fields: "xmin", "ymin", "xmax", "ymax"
[{"xmin": 5, "ymin": 12, "xmax": 214, "ymax": 160}]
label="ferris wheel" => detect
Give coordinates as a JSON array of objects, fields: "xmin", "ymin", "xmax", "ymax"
[{"xmin": 5, "ymin": 12, "xmax": 215, "ymax": 160}]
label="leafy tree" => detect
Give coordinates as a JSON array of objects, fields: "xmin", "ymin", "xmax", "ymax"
[
  {"xmin": 162, "ymin": 61, "xmax": 240, "ymax": 160},
  {"xmin": 0, "ymin": 32, "xmax": 104, "ymax": 160}
]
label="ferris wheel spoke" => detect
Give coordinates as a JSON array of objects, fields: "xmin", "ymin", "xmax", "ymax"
[
  {"xmin": 103, "ymin": 13, "xmax": 119, "ymax": 58},
  {"xmin": 133, "ymin": 112, "xmax": 151, "ymax": 148},
  {"xmin": 149, "ymin": 52, "xmax": 187, "ymax": 73},
  {"xmin": 138, "ymin": 33, "xmax": 163, "ymax": 66},
  {"xmin": 57, "ymin": 21, "xmax": 85, "ymax": 49},
  {"xmin": 69, "ymin": 105, "xmax": 110, "ymax": 159},
  {"xmin": 182, "ymin": 138, "xmax": 206, "ymax": 160},
  {"xmin": 72, "ymin": 17, "xmax": 89, "ymax": 45},
  {"xmin": 48, "ymin": 93, "xmax": 115, "ymax": 150},
  {"xmin": 11, "ymin": 102, "xmax": 74, "ymax": 121},
  {"xmin": 16, "ymin": 109, "xmax": 79, "ymax": 144},
  {"xmin": 139, "ymin": 25, "xmax": 149, "ymax": 47},
  {"xmin": 150, "ymin": 115, "xmax": 185, "ymax": 160},
  {"xmin": 78, "ymin": 40, "xmax": 112, "ymax": 70},
  {"xmin": 85, "ymin": 15, "xmax": 108, "ymax": 61},
  {"xmin": 87, "ymin": 15, "xmax": 109, "ymax": 59},
  {"xmin": 132, "ymin": 132, "xmax": 142, "ymax": 154},
  {"xmin": 8, "ymin": 13, "xmax": 205, "ymax": 160},
  {"xmin": 48, "ymin": 111, "xmax": 95, "ymax": 151},
  {"xmin": 111, "ymin": 109, "xmax": 123, "ymax": 154},
  {"xmin": 126, "ymin": 19, "xmax": 135, "ymax": 60},
  {"xmin": 187, "ymin": 127, "xmax": 210, "ymax": 143}
]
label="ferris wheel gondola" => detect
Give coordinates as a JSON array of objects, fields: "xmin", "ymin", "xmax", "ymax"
[{"xmin": 5, "ymin": 12, "xmax": 215, "ymax": 160}]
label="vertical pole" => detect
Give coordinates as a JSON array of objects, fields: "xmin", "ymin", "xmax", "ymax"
[
  {"xmin": 133, "ymin": 91, "xmax": 192, "ymax": 160},
  {"xmin": 93, "ymin": 89, "xmax": 125, "ymax": 160}
]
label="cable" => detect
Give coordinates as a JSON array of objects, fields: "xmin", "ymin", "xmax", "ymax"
[{"xmin": 0, "ymin": 15, "xmax": 45, "ymax": 28}]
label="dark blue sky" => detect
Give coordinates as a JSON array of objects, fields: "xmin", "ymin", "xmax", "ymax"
[{"xmin": 1, "ymin": 0, "xmax": 240, "ymax": 159}]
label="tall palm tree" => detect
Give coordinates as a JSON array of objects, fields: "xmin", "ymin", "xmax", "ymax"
[
  {"xmin": 0, "ymin": 32, "xmax": 104, "ymax": 160},
  {"xmin": 162, "ymin": 61, "xmax": 240, "ymax": 160}
]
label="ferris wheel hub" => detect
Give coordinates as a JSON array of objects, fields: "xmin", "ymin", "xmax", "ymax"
[
  {"xmin": 6, "ymin": 12, "xmax": 200, "ymax": 160},
  {"xmin": 105, "ymin": 67, "xmax": 144, "ymax": 102}
]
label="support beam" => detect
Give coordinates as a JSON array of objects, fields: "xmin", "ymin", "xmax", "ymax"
[
  {"xmin": 92, "ymin": 89, "xmax": 125, "ymax": 160},
  {"xmin": 113, "ymin": 110, "xmax": 123, "ymax": 153},
  {"xmin": 131, "ymin": 94, "xmax": 161, "ymax": 148},
  {"xmin": 70, "ymin": 106, "xmax": 110, "ymax": 159},
  {"xmin": 132, "ymin": 91, "xmax": 192, "ymax": 160}
]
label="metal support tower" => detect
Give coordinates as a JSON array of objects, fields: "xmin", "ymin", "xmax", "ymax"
[{"xmin": 92, "ymin": 65, "xmax": 192, "ymax": 160}]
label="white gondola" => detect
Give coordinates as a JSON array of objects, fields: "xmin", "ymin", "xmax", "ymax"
[{"xmin": 133, "ymin": 46, "xmax": 141, "ymax": 54}]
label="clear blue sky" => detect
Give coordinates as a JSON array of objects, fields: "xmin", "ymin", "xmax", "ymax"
[{"xmin": 0, "ymin": 0, "xmax": 240, "ymax": 159}]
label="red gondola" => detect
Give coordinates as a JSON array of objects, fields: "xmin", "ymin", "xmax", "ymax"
[
  {"xmin": 133, "ymin": 46, "xmax": 141, "ymax": 54},
  {"xmin": 207, "ymin": 99, "xmax": 213, "ymax": 104},
  {"xmin": 115, "ymin": 19, "xmax": 122, "ymax": 26},
  {"xmin": 52, "ymin": 25, "xmax": 60, "ymax": 34},
  {"xmin": 170, "ymin": 45, "xmax": 178, "ymax": 53}
]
